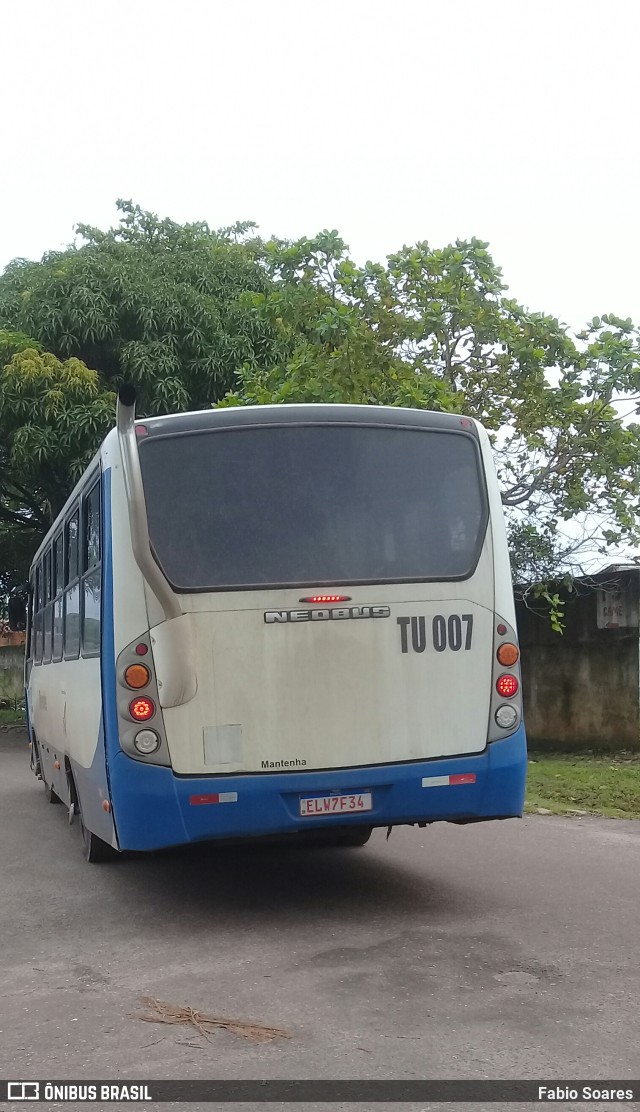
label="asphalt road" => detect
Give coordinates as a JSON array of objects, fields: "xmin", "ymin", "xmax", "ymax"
[{"xmin": 1, "ymin": 727, "xmax": 639, "ymax": 1111}]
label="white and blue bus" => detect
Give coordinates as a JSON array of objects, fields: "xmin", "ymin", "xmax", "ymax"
[{"xmin": 19, "ymin": 393, "xmax": 526, "ymax": 861}]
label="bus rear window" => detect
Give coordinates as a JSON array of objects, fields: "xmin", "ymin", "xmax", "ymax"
[{"xmin": 139, "ymin": 424, "xmax": 488, "ymax": 591}]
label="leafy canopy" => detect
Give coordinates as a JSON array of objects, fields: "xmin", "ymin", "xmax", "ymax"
[
  {"xmin": 227, "ymin": 232, "xmax": 640, "ymax": 580},
  {"xmin": 0, "ymin": 200, "xmax": 275, "ymax": 414},
  {"xmin": 0, "ymin": 204, "xmax": 639, "ymax": 604}
]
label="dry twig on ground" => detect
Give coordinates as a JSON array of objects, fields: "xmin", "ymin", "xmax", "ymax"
[{"xmin": 133, "ymin": 996, "xmax": 291, "ymax": 1043}]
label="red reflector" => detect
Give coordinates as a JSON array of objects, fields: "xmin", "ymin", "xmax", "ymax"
[
  {"xmin": 190, "ymin": 793, "xmax": 219, "ymax": 806},
  {"xmin": 496, "ymin": 674, "xmax": 519, "ymax": 698},
  {"xmin": 450, "ymin": 773, "xmax": 476, "ymax": 785},
  {"xmin": 497, "ymin": 623, "xmax": 508, "ymax": 636},
  {"xmin": 299, "ymin": 595, "xmax": 352, "ymax": 603},
  {"xmin": 135, "ymin": 643, "xmax": 149, "ymax": 656},
  {"xmin": 135, "ymin": 425, "xmax": 148, "ymax": 438},
  {"xmin": 459, "ymin": 418, "xmax": 474, "ymax": 429},
  {"xmin": 129, "ymin": 696, "xmax": 155, "ymax": 721}
]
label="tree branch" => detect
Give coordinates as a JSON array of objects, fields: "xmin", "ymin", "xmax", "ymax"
[{"xmin": 0, "ymin": 503, "xmax": 44, "ymax": 529}]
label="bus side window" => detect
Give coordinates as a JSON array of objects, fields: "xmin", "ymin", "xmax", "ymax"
[
  {"xmin": 66, "ymin": 511, "xmax": 79, "ymax": 585},
  {"xmin": 52, "ymin": 532, "xmax": 64, "ymax": 663},
  {"xmin": 64, "ymin": 508, "xmax": 81, "ymax": 660},
  {"xmin": 34, "ymin": 560, "xmax": 43, "ymax": 665},
  {"xmin": 81, "ymin": 480, "xmax": 101, "ymax": 657},
  {"xmin": 42, "ymin": 548, "xmax": 53, "ymax": 664},
  {"xmin": 26, "ymin": 575, "xmax": 35, "ymax": 662}
]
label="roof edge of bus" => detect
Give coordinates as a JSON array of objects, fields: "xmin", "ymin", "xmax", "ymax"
[
  {"xmin": 134, "ymin": 402, "xmax": 480, "ymax": 421},
  {"xmin": 131, "ymin": 403, "xmax": 484, "ymax": 437}
]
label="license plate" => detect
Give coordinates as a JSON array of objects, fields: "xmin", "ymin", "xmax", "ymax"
[{"xmin": 299, "ymin": 792, "xmax": 372, "ymax": 817}]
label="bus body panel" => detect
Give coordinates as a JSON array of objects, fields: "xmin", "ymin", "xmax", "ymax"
[
  {"xmin": 106, "ymin": 727, "xmax": 527, "ymax": 851},
  {"xmin": 161, "ymin": 588, "xmax": 495, "ymax": 776}
]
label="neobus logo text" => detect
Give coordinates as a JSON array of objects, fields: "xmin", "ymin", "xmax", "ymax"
[{"xmin": 264, "ymin": 606, "xmax": 391, "ymax": 624}]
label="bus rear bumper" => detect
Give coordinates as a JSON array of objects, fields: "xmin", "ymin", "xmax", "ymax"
[{"xmin": 110, "ymin": 727, "xmax": 527, "ymax": 851}]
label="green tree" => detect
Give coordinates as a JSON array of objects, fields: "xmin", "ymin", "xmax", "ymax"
[
  {"xmin": 0, "ymin": 341, "xmax": 115, "ymax": 598},
  {"xmin": 0, "ymin": 201, "xmax": 276, "ymax": 415},
  {"xmin": 1, "ymin": 210, "xmax": 639, "ymax": 598},
  {"xmin": 227, "ymin": 234, "xmax": 640, "ymax": 580}
]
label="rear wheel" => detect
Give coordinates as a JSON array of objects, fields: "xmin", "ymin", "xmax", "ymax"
[
  {"xmin": 303, "ymin": 825, "xmax": 373, "ymax": 848},
  {"xmin": 79, "ymin": 812, "xmax": 119, "ymax": 863},
  {"xmin": 67, "ymin": 766, "xmax": 118, "ymax": 863},
  {"xmin": 44, "ymin": 782, "xmax": 62, "ymax": 805},
  {"xmin": 331, "ymin": 826, "xmax": 373, "ymax": 847}
]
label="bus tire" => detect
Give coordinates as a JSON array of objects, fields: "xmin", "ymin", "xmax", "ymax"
[
  {"xmin": 68, "ymin": 767, "xmax": 118, "ymax": 863},
  {"xmin": 78, "ymin": 811, "xmax": 119, "ymax": 863},
  {"xmin": 330, "ymin": 826, "xmax": 372, "ymax": 847},
  {"xmin": 44, "ymin": 782, "xmax": 62, "ymax": 805},
  {"xmin": 305, "ymin": 826, "xmax": 373, "ymax": 848}
]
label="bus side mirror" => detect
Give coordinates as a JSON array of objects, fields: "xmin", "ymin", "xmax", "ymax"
[{"xmin": 8, "ymin": 595, "xmax": 27, "ymax": 632}]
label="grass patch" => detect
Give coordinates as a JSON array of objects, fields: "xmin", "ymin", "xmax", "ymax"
[
  {"xmin": 0, "ymin": 707, "xmax": 25, "ymax": 726},
  {"xmin": 526, "ymin": 753, "xmax": 640, "ymax": 819}
]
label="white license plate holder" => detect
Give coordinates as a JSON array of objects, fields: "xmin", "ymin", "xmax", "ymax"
[{"xmin": 299, "ymin": 792, "xmax": 372, "ymax": 817}]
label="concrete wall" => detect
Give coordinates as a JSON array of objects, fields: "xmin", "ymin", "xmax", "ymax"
[
  {"xmin": 0, "ymin": 646, "xmax": 25, "ymax": 705},
  {"xmin": 517, "ymin": 572, "xmax": 640, "ymax": 752}
]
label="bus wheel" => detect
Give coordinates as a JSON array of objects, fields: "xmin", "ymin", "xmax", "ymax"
[
  {"xmin": 330, "ymin": 826, "xmax": 372, "ymax": 847},
  {"xmin": 305, "ymin": 826, "xmax": 373, "ymax": 848},
  {"xmin": 44, "ymin": 782, "xmax": 62, "ymax": 805},
  {"xmin": 79, "ymin": 812, "xmax": 119, "ymax": 863}
]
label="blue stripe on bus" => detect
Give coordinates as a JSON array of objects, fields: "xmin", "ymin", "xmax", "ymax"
[
  {"xmin": 100, "ymin": 469, "xmax": 118, "ymax": 760},
  {"xmin": 108, "ymin": 726, "xmax": 527, "ymax": 852},
  {"xmin": 100, "ymin": 468, "xmax": 124, "ymax": 846},
  {"xmin": 69, "ymin": 707, "xmax": 116, "ymax": 846}
]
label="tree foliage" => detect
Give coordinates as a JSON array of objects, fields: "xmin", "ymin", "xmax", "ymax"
[
  {"xmin": 1, "ymin": 204, "xmax": 639, "ymax": 602},
  {"xmin": 226, "ymin": 233, "xmax": 640, "ymax": 580},
  {"xmin": 0, "ymin": 202, "xmax": 278, "ymax": 598},
  {"xmin": 0, "ymin": 200, "xmax": 275, "ymax": 414},
  {"xmin": 0, "ymin": 339, "xmax": 115, "ymax": 596}
]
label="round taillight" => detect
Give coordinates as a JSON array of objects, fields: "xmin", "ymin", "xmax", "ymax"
[
  {"xmin": 495, "ymin": 704, "xmax": 518, "ymax": 729},
  {"xmin": 496, "ymin": 674, "xmax": 519, "ymax": 699},
  {"xmin": 134, "ymin": 729, "xmax": 160, "ymax": 754},
  {"xmin": 497, "ymin": 642, "xmax": 519, "ymax": 667},
  {"xmin": 135, "ymin": 643, "xmax": 149, "ymax": 656},
  {"xmin": 496, "ymin": 623, "xmax": 508, "ymax": 636},
  {"xmin": 124, "ymin": 664, "xmax": 151, "ymax": 689},
  {"xmin": 129, "ymin": 696, "xmax": 155, "ymax": 721}
]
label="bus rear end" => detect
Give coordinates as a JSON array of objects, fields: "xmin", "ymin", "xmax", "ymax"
[{"xmin": 105, "ymin": 405, "xmax": 526, "ymax": 851}]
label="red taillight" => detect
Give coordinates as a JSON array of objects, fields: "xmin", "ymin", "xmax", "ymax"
[
  {"xmin": 496, "ymin": 623, "xmax": 508, "ymax": 636},
  {"xmin": 299, "ymin": 595, "xmax": 351, "ymax": 603},
  {"xmin": 135, "ymin": 642, "xmax": 149, "ymax": 656},
  {"xmin": 496, "ymin": 674, "xmax": 519, "ymax": 699},
  {"xmin": 129, "ymin": 696, "xmax": 155, "ymax": 721}
]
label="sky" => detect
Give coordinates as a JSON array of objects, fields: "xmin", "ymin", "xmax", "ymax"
[{"xmin": 2, "ymin": 0, "xmax": 639, "ymax": 332}]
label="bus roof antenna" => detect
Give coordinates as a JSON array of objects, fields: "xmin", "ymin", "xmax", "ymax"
[{"xmin": 116, "ymin": 386, "xmax": 182, "ymax": 622}]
